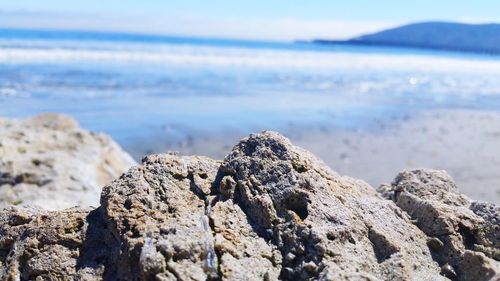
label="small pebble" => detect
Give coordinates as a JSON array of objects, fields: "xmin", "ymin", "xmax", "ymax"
[
  {"xmin": 427, "ymin": 237, "xmax": 444, "ymax": 251},
  {"xmin": 441, "ymin": 263, "xmax": 457, "ymax": 279}
]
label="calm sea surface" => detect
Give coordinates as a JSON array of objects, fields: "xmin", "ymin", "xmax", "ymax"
[{"xmin": 1, "ymin": 29, "xmax": 500, "ymax": 153}]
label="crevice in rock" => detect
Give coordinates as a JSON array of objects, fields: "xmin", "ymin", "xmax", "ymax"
[
  {"xmin": 207, "ymin": 214, "xmax": 223, "ymax": 281},
  {"xmin": 188, "ymin": 174, "xmax": 206, "ymax": 202},
  {"xmin": 77, "ymin": 208, "xmax": 117, "ymax": 279},
  {"xmin": 0, "ymin": 249, "xmax": 8, "ymax": 265},
  {"xmin": 457, "ymin": 224, "xmax": 477, "ymax": 251},
  {"xmin": 165, "ymin": 263, "xmax": 182, "ymax": 280},
  {"xmin": 283, "ymin": 191, "xmax": 309, "ymax": 220},
  {"xmin": 230, "ymin": 180, "xmax": 273, "ymax": 240},
  {"xmin": 426, "ymin": 237, "xmax": 445, "ymax": 266},
  {"xmin": 188, "ymin": 171, "xmax": 222, "ymax": 280},
  {"xmin": 5, "ymin": 240, "xmax": 30, "ymax": 281},
  {"xmin": 137, "ymin": 165, "xmax": 223, "ymax": 280},
  {"xmin": 368, "ymin": 228, "xmax": 399, "ymax": 264}
]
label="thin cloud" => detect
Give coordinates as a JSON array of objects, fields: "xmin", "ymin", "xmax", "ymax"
[{"xmin": 0, "ymin": 10, "xmax": 408, "ymax": 41}]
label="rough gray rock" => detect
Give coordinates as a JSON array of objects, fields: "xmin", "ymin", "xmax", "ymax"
[
  {"xmin": 0, "ymin": 131, "xmax": 498, "ymax": 280},
  {"xmin": 0, "ymin": 113, "xmax": 136, "ymax": 209},
  {"xmin": 217, "ymin": 132, "xmax": 447, "ymax": 280},
  {"xmin": 0, "ymin": 206, "xmax": 114, "ymax": 280},
  {"xmin": 379, "ymin": 169, "xmax": 500, "ymax": 281}
]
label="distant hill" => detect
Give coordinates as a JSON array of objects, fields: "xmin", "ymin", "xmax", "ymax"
[{"xmin": 314, "ymin": 22, "xmax": 500, "ymax": 54}]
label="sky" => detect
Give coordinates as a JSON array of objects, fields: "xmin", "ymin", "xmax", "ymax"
[{"xmin": 0, "ymin": 0, "xmax": 499, "ymax": 41}]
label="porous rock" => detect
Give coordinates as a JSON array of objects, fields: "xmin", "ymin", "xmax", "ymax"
[
  {"xmin": 379, "ymin": 168, "xmax": 500, "ymax": 281},
  {"xmin": 216, "ymin": 132, "xmax": 447, "ymax": 280},
  {"xmin": 0, "ymin": 113, "xmax": 136, "ymax": 209},
  {"xmin": 0, "ymin": 206, "xmax": 114, "ymax": 280},
  {"xmin": 1, "ymin": 131, "xmax": 499, "ymax": 280}
]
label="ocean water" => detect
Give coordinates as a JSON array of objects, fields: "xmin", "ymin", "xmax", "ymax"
[{"xmin": 1, "ymin": 28, "xmax": 500, "ymax": 155}]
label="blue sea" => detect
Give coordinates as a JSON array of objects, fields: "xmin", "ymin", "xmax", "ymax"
[{"xmin": 2, "ymin": 28, "xmax": 500, "ymax": 157}]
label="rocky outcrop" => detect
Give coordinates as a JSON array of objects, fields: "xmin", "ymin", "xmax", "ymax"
[
  {"xmin": 378, "ymin": 169, "xmax": 500, "ymax": 280},
  {"xmin": 0, "ymin": 206, "xmax": 114, "ymax": 280},
  {"xmin": 0, "ymin": 132, "xmax": 498, "ymax": 280},
  {"xmin": 0, "ymin": 113, "xmax": 136, "ymax": 209}
]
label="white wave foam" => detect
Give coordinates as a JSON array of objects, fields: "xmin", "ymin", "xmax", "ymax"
[
  {"xmin": 1, "ymin": 43, "xmax": 500, "ymax": 74},
  {"xmin": 0, "ymin": 88, "xmax": 18, "ymax": 97}
]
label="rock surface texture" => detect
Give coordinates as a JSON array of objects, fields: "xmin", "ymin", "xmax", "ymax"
[
  {"xmin": 0, "ymin": 114, "xmax": 136, "ymax": 210},
  {"xmin": 0, "ymin": 131, "xmax": 498, "ymax": 280}
]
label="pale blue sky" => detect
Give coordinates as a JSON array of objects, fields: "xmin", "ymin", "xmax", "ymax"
[{"xmin": 1, "ymin": 0, "xmax": 499, "ymax": 40}]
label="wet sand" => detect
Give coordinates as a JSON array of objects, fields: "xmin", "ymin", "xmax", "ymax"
[{"xmin": 125, "ymin": 109, "xmax": 500, "ymax": 204}]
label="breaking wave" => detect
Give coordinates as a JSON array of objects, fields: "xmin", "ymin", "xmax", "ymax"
[{"xmin": 1, "ymin": 38, "xmax": 500, "ymax": 74}]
